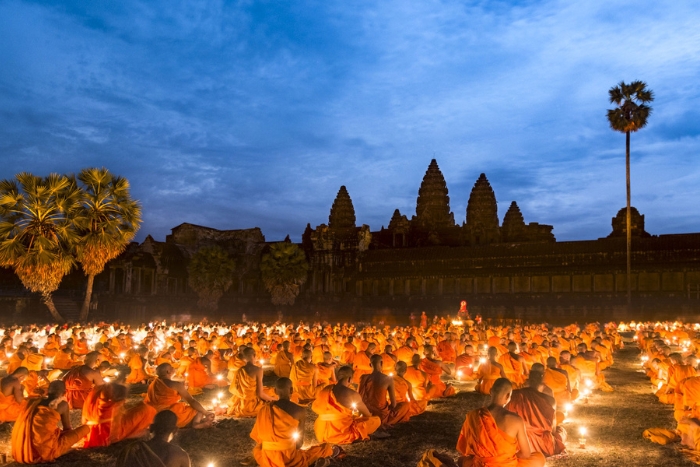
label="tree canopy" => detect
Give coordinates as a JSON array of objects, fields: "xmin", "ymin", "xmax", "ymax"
[
  {"xmin": 260, "ymin": 242, "xmax": 309, "ymax": 306},
  {"xmin": 188, "ymin": 245, "xmax": 236, "ymax": 312}
]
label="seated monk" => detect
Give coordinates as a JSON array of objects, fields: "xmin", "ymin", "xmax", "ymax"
[
  {"xmin": 290, "ymin": 349, "xmax": 320, "ymax": 401},
  {"xmin": 393, "ymin": 361, "xmax": 427, "ymax": 417},
  {"xmin": 381, "ymin": 345, "xmax": 398, "ymax": 376},
  {"xmin": 63, "ymin": 352, "xmax": 104, "ymax": 410},
  {"xmin": 405, "ymin": 354, "xmax": 432, "ymax": 401},
  {"xmin": 437, "ymin": 333, "xmax": 457, "ymax": 363},
  {"xmin": 659, "ymin": 353, "xmax": 696, "ymax": 405},
  {"xmin": 250, "ymin": 378, "xmax": 342, "ymax": 467},
  {"xmin": 125, "ymin": 346, "xmax": 151, "ymax": 385},
  {"xmin": 674, "ymin": 375, "xmax": 700, "ymax": 422},
  {"xmin": 359, "ymin": 355, "xmax": 411, "ymax": 428},
  {"xmin": 353, "ymin": 342, "xmax": 376, "ymax": 385},
  {"xmin": 0, "ymin": 367, "xmax": 28, "ymax": 422},
  {"xmin": 506, "ymin": 366, "xmax": 566, "ymax": 457},
  {"xmin": 475, "ymin": 347, "xmax": 507, "ymax": 395},
  {"xmin": 457, "ymin": 378, "xmax": 545, "ymax": 467},
  {"xmin": 228, "ymin": 346, "xmax": 247, "ymax": 382},
  {"xmin": 395, "ymin": 337, "xmax": 417, "ymax": 364},
  {"xmin": 53, "ymin": 345, "xmax": 80, "ymax": 371},
  {"xmin": 543, "ymin": 357, "xmax": 572, "ymax": 416},
  {"xmin": 317, "ymin": 352, "xmax": 338, "ymax": 387},
  {"xmin": 228, "ymin": 347, "xmax": 277, "ymax": 417},
  {"xmin": 572, "ymin": 344, "xmax": 612, "ymax": 392},
  {"xmin": 116, "ymin": 410, "xmax": 191, "ymax": 467},
  {"xmin": 498, "ymin": 342, "xmax": 529, "ymax": 388},
  {"xmin": 11, "ymin": 381, "xmax": 90, "ymax": 464},
  {"xmin": 274, "ymin": 341, "xmax": 294, "ymax": 378},
  {"xmin": 455, "ymin": 345, "xmax": 477, "ymax": 381},
  {"xmin": 82, "ymin": 368, "xmax": 157, "ymax": 447},
  {"xmin": 187, "ymin": 356, "xmax": 216, "ymax": 395},
  {"xmin": 340, "ymin": 337, "xmax": 357, "ymax": 365},
  {"xmin": 558, "ymin": 351, "xmax": 580, "ymax": 400},
  {"xmin": 311, "ymin": 366, "xmax": 381, "ymax": 444},
  {"xmin": 144, "ymin": 363, "xmax": 214, "ymax": 429},
  {"xmin": 420, "ymin": 345, "xmax": 456, "ymax": 398}
]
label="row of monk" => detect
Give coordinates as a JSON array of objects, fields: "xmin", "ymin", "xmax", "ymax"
[
  {"xmin": 638, "ymin": 321, "xmax": 700, "ymax": 462},
  {"xmin": 0, "ymin": 318, "xmax": 624, "ymax": 465}
]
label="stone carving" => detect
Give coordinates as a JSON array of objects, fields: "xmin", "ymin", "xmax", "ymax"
[
  {"xmin": 412, "ymin": 159, "xmax": 456, "ymax": 230},
  {"xmin": 466, "ymin": 173, "xmax": 500, "ymax": 246}
]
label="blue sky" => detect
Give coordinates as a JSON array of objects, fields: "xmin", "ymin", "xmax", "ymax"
[{"xmin": 1, "ymin": 0, "xmax": 699, "ymax": 243}]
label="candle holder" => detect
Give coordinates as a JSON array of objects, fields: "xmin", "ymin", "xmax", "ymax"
[{"xmin": 578, "ymin": 427, "xmax": 588, "ymax": 448}]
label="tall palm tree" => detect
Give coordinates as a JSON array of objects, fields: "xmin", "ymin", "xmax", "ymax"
[
  {"xmin": 0, "ymin": 173, "xmax": 82, "ymax": 323},
  {"xmin": 75, "ymin": 167, "xmax": 142, "ymax": 321},
  {"xmin": 607, "ymin": 80, "xmax": 654, "ymax": 307}
]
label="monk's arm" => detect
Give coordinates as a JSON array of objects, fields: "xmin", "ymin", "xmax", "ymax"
[
  {"xmin": 514, "ymin": 417, "xmax": 533, "ymax": 459},
  {"xmin": 296, "ymin": 411, "xmax": 306, "ymax": 449},
  {"xmin": 312, "ymin": 368, "xmax": 318, "ymax": 388},
  {"xmin": 354, "ymin": 395, "xmax": 373, "ymax": 417},
  {"xmin": 405, "ymin": 380, "xmax": 416, "ymax": 403},
  {"xmin": 57, "ymin": 401, "xmax": 73, "ymax": 430},
  {"xmin": 88, "ymin": 369, "xmax": 104, "ymax": 386},
  {"xmin": 496, "ymin": 363, "xmax": 507, "ymax": 379},
  {"xmin": 177, "ymin": 385, "xmax": 211, "ymax": 415},
  {"xmin": 12, "ymin": 381, "xmax": 24, "ymax": 404},
  {"xmin": 387, "ymin": 379, "xmax": 397, "ymax": 409},
  {"xmin": 256, "ymin": 370, "xmax": 277, "ymax": 402},
  {"xmin": 520, "ymin": 357, "xmax": 529, "ymax": 376}
]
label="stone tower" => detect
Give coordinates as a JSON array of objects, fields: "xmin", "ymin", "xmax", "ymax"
[
  {"xmin": 465, "ymin": 173, "xmax": 500, "ymax": 245},
  {"xmin": 501, "ymin": 201, "xmax": 527, "ymax": 242},
  {"xmin": 413, "ymin": 159, "xmax": 456, "ymax": 231},
  {"xmin": 328, "ymin": 186, "xmax": 356, "ymax": 239},
  {"xmin": 609, "ymin": 207, "xmax": 650, "ymax": 238}
]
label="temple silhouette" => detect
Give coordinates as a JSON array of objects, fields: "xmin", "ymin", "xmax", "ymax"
[{"xmin": 1, "ymin": 159, "xmax": 698, "ymax": 323}]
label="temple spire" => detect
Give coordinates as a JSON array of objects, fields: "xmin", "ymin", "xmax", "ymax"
[
  {"xmin": 465, "ymin": 173, "xmax": 500, "ymax": 245},
  {"xmin": 328, "ymin": 186, "xmax": 356, "ymax": 231},
  {"xmin": 413, "ymin": 159, "xmax": 455, "ymax": 230}
]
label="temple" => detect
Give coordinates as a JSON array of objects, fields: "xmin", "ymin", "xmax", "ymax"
[{"xmin": 0, "ymin": 159, "xmax": 698, "ymax": 322}]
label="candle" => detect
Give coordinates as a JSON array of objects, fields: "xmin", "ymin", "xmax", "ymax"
[
  {"xmin": 292, "ymin": 431, "xmax": 300, "ymax": 441},
  {"xmin": 457, "ymin": 370, "xmax": 463, "ymax": 378},
  {"xmin": 578, "ymin": 426, "xmax": 587, "ymax": 448}
]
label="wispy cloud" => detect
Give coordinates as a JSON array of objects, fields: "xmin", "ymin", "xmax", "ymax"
[{"xmin": 0, "ymin": 0, "xmax": 698, "ymax": 243}]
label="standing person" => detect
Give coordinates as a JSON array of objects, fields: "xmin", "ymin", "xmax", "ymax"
[
  {"xmin": 116, "ymin": 410, "xmax": 191, "ymax": 467},
  {"xmin": 420, "ymin": 312, "xmax": 428, "ymax": 329}
]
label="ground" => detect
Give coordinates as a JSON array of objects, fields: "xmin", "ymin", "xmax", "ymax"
[{"xmin": 0, "ymin": 340, "xmax": 695, "ymax": 467}]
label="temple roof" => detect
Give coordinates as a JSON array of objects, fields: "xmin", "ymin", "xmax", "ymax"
[
  {"xmin": 414, "ymin": 159, "xmax": 455, "ymax": 229},
  {"xmin": 328, "ymin": 186, "xmax": 356, "ymax": 231},
  {"xmin": 466, "ymin": 173, "xmax": 499, "ymax": 229},
  {"xmin": 502, "ymin": 201, "xmax": 525, "ymax": 228}
]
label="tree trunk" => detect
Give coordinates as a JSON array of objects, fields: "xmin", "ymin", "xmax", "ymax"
[
  {"xmin": 42, "ymin": 292, "xmax": 66, "ymax": 324},
  {"xmin": 626, "ymin": 131, "xmax": 632, "ymax": 310},
  {"xmin": 80, "ymin": 274, "xmax": 95, "ymax": 322}
]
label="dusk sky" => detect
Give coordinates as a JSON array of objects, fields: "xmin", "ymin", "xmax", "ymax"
[{"xmin": 1, "ymin": 0, "xmax": 699, "ymax": 243}]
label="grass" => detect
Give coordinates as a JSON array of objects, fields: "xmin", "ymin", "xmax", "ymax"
[{"xmin": 0, "ymin": 342, "xmax": 695, "ymax": 466}]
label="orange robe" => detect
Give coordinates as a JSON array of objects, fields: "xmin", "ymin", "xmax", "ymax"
[
  {"xmin": 352, "ymin": 352, "xmax": 373, "ymax": 385},
  {"xmin": 543, "ymin": 368, "xmax": 571, "ymax": 408},
  {"xmin": 405, "ymin": 367, "xmax": 430, "ymax": 401},
  {"xmin": 0, "ymin": 390, "xmax": 22, "ymax": 422},
  {"xmin": 126, "ymin": 354, "xmax": 149, "ymax": 385},
  {"xmin": 572, "ymin": 357, "xmax": 613, "ymax": 392},
  {"xmin": 395, "ymin": 345, "xmax": 415, "ymax": 364},
  {"xmin": 498, "ymin": 353, "xmax": 526, "ymax": 388},
  {"xmin": 144, "ymin": 378, "xmax": 197, "ymax": 428},
  {"xmin": 82, "ymin": 384, "xmax": 157, "ymax": 447},
  {"xmin": 290, "ymin": 360, "xmax": 318, "ymax": 401},
  {"xmin": 63, "ymin": 367, "xmax": 93, "ymax": 410},
  {"xmin": 311, "ymin": 386, "xmax": 381, "ymax": 444},
  {"xmin": 457, "ymin": 407, "xmax": 546, "ymax": 467},
  {"xmin": 475, "ymin": 363, "xmax": 502, "ymax": 395},
  {"xmin": 359, "ymin": 374, "xmax": 411, "ymax": 427},
  {"xmin": 316, "ymin": 363, "xmax": 335, "ymax": 387},
  {"xmin": 11, "ymin": 399, "xmax": 90, "ymax": 464},
  {"xmin": 251, "ymin": 403, "xmax": 332, "ymax": 467},
  {"xmin": 506, "ymin": 388, "xmax": 566, "ymax": 457},
  {"xmin": 74, "ymin": 340, "xmax": 90, "ymax": 356},
  {"xmin": 393, "ymin": 375, "xmax": 427, "ymax": 416},
  {"xmin": 228, "ymin": 367, "xmax": 265, "ymax": 417},
  {"xmin": 7, "ymin": 354, "xmax": 23, "ymax": 375},
  {"xmin": 437, "ymin": 340, "xmax": 456, "ymax": 363},
  {"xmin": 455, "ymin": 354, "xmax": 476, "ymax": 380},
  {"xmin": 340, "ymin": 342, "xmax": 356, "ymax": 365},
  {"xmin": 53, "ymin": 351, "xmax": 78, "ymax": 371},
  {"xmin": 274, "ymin": 351, "xmax": 293, "ymax": 378},
  {"xmin": 421, "ymin": 359, "xmax": 455, "ymax": 398},
  {"xmin": 675, "ymin": 376, "xmax": 700, "ymax": 422},
  {"xmin": 186, "ymin": 358, "xmax": 212, "ymax": 394}
]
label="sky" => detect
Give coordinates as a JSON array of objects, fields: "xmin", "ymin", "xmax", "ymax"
[{"xmin": 1, "ymin": 0, "xmax": 699, "ymax": 243}]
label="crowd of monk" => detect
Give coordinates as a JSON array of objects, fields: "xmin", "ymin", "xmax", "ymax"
[{"xmin": 0, "ymin": 314, "xmax": 626, "ymax": 466}]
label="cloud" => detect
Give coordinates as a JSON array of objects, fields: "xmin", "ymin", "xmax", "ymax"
[{"xmin": 0, "ymin": 0, "xmax": 699, "ymax": 243}]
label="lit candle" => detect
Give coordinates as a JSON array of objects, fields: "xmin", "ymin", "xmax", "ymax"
[
  {"xmin": 351, "ymin": 402, "xmax": 358, "ymax": 416},
  {"xmin": 457, "ymin": 370, "xmax": 463, "ymax": 378},
  {"xmin": 578, "ymin": 426, "xmax": 587, "ymax": 448},
  {"xmin": 218, "ymin": 391, "xmax": 224, "ymax": 399},
  {"xmin": 292, "ymin": 431, "xmax": 300, "ymax": 441},
  {"xmin": 479, "ymin": 358, "xmax": 486, "ymax": 364},
  {"xmin": 216, "ymin": 374, "xmax": 223, "ymax": 381},
  {"xmin": 585, "ymin": 379, "xmax": 593, "ymax": 389}
]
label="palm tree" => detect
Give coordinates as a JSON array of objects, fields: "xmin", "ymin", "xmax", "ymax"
[
  {"xmin": 75, "ymin": 167, "xmax": 142, "ymax": 321},
  {"xmin": 607, "ymin": 80, "xmax": 654, "ymax": 307},
  {"xmin": 0, "ymin": 173, "xmax": 83, "ymax": 323},
  {"xmin": 187, "ymin": 245, "xmax": 236, "ymax": 311},
  {"xmin": 260, "ymin": 242, "xmax": 309, "ymax": 306}
]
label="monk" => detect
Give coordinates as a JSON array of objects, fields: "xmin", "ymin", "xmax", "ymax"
[
  {"xmin": 498, "ymin": 342, "xmax": 529, "ymax": 388},
  {"xmin": 558, "ymin": 351, "xmax": 580, "ymax": 399},
  {"xmin": 543, "ymin": 356, "xmax": 572, "ymax": 410},
  {"xmin": 421, "ymin": 345, "xmax": 456, "ymax": 398},
  {"xmin": 11, "ymin": 381, "xmax": 90, "ymax": 464},
  {"xmin": 311, "ymin": 366, "xmax": 382, "ymax": 444},
  {"xmin": 506, "ymin": 368, "xmax": 567, "ymax": 457},
  {"xmin": 53, "ymin": 345, "xmax": 80, "ymax": 371},
  {"xmin": 63, "ymin": 351, "xmax": 104, "ymax": 409},
  {"xmin": 572, "ymin": 344, "xmax": 613, "ymax": 392},
  {"xmin": 359, "ymin": 355, "xmax": 411, "ymax": 427},
  {"xmin": 187, "ymin": 356, "xmax": 215, "ymax": 395},
  {"xmin": 437, "ymin": 333, "xmax": 457, "ymax": 363},
  {"xmin": 393, "ymin": 361, "xmax": 427, "ymax": 417},
  {"xmin": 250, "ymin": 378, "xmax": 341, "ymax": 467},
  {"xmin": 125, "ymin": 346, "xmax": 150, "ymax": 385},
  {"xmin": 457, "ymin": 378, "xmax": 546, "ymax": 467},
  {"xmin": 317, "ymin": 352, "xmax": 338, "ymax": 387},
  {"xmin": 353, "ymin": 342, "xmax": 375, "ymax": 385},
  {"xmin": 475, "ymin": 347, "xmax": 507, "ymax": 395},
  {"xmin": 290, "ymin": 349, "xmax": 320, "ymax": 401},
  {"xmin": 116, "ymin": 410, "xmax": 191, "ymax": 467},
  {"xmin": 0, "ymin": 367, "xmax": 28, "ymax": 422},
  {"xmin": 380, "ymin": 345, "xmax": 398, "ymax": 376},
  {"xmin": 274, "ymin": 341, "xmax": 294, "ymax": 378},
  {"xmin": 228, "ymin": 347, "xmax": 277, "ymax": 417},
  {"xmin": 82, "ymin": 369, "xmax": 157, "ymax": 447},
  {"xmin": 395, "ymin": 337, "xmax": 417, "ymax": 364},
  {"xmin": 405, "ymin": 354, "xmax": 431, "ymax": 401},
  {"xmin": 455, "ymin": 345, "xmax": 477, "ymax": 381},
  {"xmin": 144, "ymin": 363, "xmax": 214, "ymax": 429},
  {"xmin": 340, "ymin": 336, "xmax": 357, "ymax": 365}
]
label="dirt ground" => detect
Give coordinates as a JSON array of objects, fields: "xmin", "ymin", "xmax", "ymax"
[{"xmin": 0, "ymin": 340, "xmax": 695, "ymax": 467}]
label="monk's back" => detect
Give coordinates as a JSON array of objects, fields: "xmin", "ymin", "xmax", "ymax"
[{"xmin": 489, "ymin": 407, "xmax": 521, "ymax": 439}]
